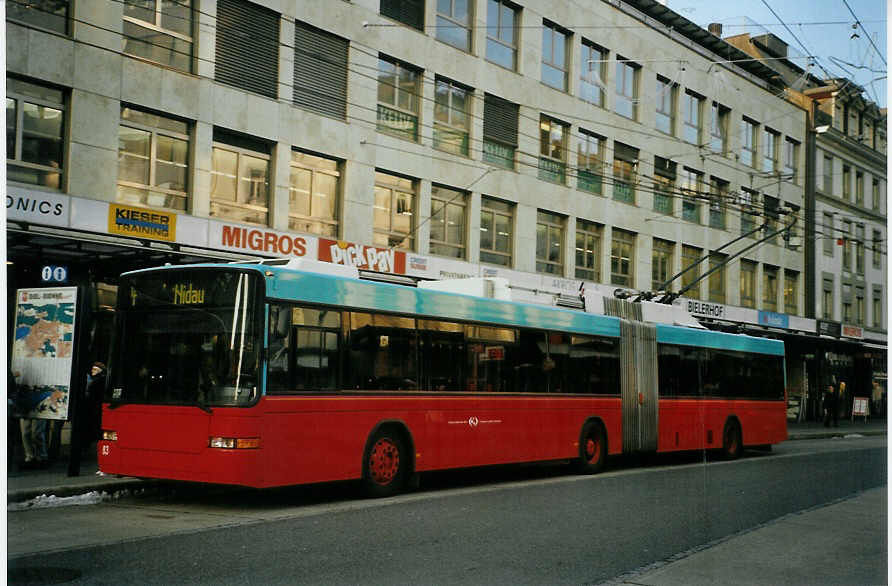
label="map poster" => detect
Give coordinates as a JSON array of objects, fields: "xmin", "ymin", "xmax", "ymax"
[{"xmin": 10, "ymin": 287, "xmax": 79, "ymax": 420}]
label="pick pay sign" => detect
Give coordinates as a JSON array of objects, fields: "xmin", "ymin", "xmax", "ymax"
[{"xmin": 318, "ymin": 239, "xmax": 406, "ymax": 274}]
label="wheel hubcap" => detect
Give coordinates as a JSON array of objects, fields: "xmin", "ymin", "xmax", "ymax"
[
  {"xmin": 585, "ymin": 436, "xmax": 600, "ymax": 463},
  {"xmin": 370, "ymin": 438, "xmax": 400, "ymax": 486}
]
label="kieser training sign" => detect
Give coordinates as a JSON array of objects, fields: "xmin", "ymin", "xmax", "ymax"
[
  {"xmin": 108, "ymin": 203, "xmax": 177, "ymax": 242},
  {"xmin": 10, "ymin": 287, "xmax": 79, "ymax": 420}
]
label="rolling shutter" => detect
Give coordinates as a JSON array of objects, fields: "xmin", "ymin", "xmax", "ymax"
[
  {"xmin": 215, "ymin": 0, "xmax": 280, "ymax": 99},
  {"xmin": 380, "ymin": 0, "xmax": 424, "ymax": 31},
  {"xmin": 293, "ymin": 21, "xmax": 348, "ymax": 120},
  {"xmin": 483, "ymin": 94, "xmax": 518, "ymax": 147}
]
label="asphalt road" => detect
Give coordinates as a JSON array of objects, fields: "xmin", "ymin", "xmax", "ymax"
[{"xmin": 8, "ymin": 436, "xmax": 886, "ymax": 585}]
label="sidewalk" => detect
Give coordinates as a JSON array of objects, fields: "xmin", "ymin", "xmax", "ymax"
[
  {"xmin": 7, "ymin": 419, "xmax": 886, "ymax": 505},
  {"xmin": 614, "ymin": 486, "xmax": 887, "ymax": 586}
]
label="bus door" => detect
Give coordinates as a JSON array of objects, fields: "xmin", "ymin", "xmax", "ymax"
[{"xmin": 619, "ymin": 319, "xmax": 658, "ymax": 453}]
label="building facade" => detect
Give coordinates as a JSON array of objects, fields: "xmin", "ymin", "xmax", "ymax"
[{"xmin": 6, "ymin": 0, "xmax": 836, "ymax": 414}]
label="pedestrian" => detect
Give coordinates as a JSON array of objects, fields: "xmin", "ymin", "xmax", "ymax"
[
  {"xmin": 19, "ymin": 417, "xmax": 49, "ymax": 468},
  {"xmin": 82, "ymin": 362, "xmax": 107, "ymax": 450},
  {"xmin": 823, "ymin": 383, "xmax": 838, "ymax": 428}
]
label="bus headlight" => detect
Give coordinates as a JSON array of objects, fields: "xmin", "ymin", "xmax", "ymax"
[
  {"xmin": 208, "ymin": 437, "xmax": 260, "ymax": 449},
  {"xmin": 102, "ymin": 430, "xmax": 118, "ymax": 441}
]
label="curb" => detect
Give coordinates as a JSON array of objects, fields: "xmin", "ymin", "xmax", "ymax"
[
  {"xmin": 787, "ymin": 429, "xmax": 887, "ymax": 441},
  {"xmin": 7, "ymin": 477, "xmax": 159, "ymax": 505}
]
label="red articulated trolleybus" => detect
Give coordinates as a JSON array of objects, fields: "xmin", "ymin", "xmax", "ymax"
[{"xmin": 99, "ymin": 259, "xmax": 787, "ymax": 496}]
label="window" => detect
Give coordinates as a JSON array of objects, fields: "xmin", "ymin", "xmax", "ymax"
[
  {"xmin": 486, "ymin": 0, "xmax": 517, "ymax": 70},
  {"xmin": 117, "ymin": 106, "xmax": 190, "ymax": 211},
  {"xmin": 381, "ymin": 0, "xmax": 424, "ymax": 30},
  {"xmin": 822, "ymin": 278, "xmax": 834, "ymax": 320},
  {"xmin": 823, "ymin": 155, "xmax": 833, "ymax": 193},
  {"xmin": 536, "ymin": 211, "xmax": 564, "ymax": 275},
  {"xmin": 855, "ymin": 286, "xmax": 865, "ymax": 325},
  {"xmin": 762, "ymin": 265, "xmax": 778, "ymax": 311},
  {"xmin": 855, "ymin": 171, "xmax": 864, "ymax": 206},
  {"xmin": 708, "ymin": 253, "xmax": 727, "ymax": 304},
  {"xmin": 652, "ymin": 156, "xmax": 676, "ymax": 215},
  {"xmin": 373, "ymin": 171, "xmax": 415, "ymax": 249},
  {"xmin": 294, "ymin": 22, "xmax": 348, "ymax": 120},
  {"xmin": 542, "ymin": 21, "xmax": 569, "ymax": 91},
  {"xmin": 873, "ymin": 230, "xmax": 882, "ymax": 269},
  {"xmin": 681, "ymin": 245, "xmax": 702, "ymax": 299},
  {"xmin": 762, "ymin": 196, "xmax": 779, "ymax": 245},
  {"xmin": 682, "ymin": 90, "xmax": 703, "ymax": 145},
  {"xmin": 652, "ymin": 239, "xmax": 673, "ymax": 291},
  {"xmin": 377, "ymin": 56, "xmax": 420, "ymax": 141},
  {"xmin": 873, "ymin": 289, "xmax": 883, "ymax": 328},
  {"xmin": 784, "ymin": 270, "xmax": 798, "ymax": 315},
  {"xmin": 434, "ymin": 77, "xmax": 471, "ymax": 156},
  {"xmin": 123, "ymin": 0, "xmax": 193, "ymax": 72},
  {"xmin": 482, "ymin": 93, "xmax": 518, "ymax": 169},
  {"xmin": 6, "ymin": 78, "xmax": 64, "ymax": 189},
  {"xmin": 783, "ymin": 138, "xmax": 798, "ymax": 183},
  {"xmin": 842, "ymin": 220, "xmax": 852, "ymax": 270},
  {"xmin": 480, "ymin": 196, "xmax": 513, "ymax": 266},
  {"xmin": 762, "ymin": 128, "xmax": 778, "ymax": 173},
  {"xmin": 680, "ymin": 167, "xmax": 702, "ymax": 223},
  {"xmin": 210, "ymin": 130, "xmax": 270, "ymax": 225},
  {"xmin": 740, "ymin": 259, "xmax": 756, "ymax": 308},
  {"xmin": 580, "ymin": 41, "xmax": 606, "ymax": 107},
  {"xmin": 578, "ymin": 130, "xmax": 605, "ymax": 195},
  {"xmin": 288, "ymin": 150, "xmax": 340, "ymax": 237},
  {"xmin": 539, "ymin": 116, "xmax": 568, "ymax": 184},
  {"xmin": 215, "ymin": 0, "xmax": 279, "ymax": 99},
  {"xmin": 429, "ymin": 185, "xmax": 467, "ymax": 258},
  {"xmin": 346, "ymin": 312, "xmax": 419, "ymax": 391},
  {"xmin": 872, "ymin": 178, "xmax": 880, "ymax": 210},
  {"xmin": 740, "ymin": 189, "xmax": 757, "ymax": 236},
  {"xmin": 613, "ymin": 142, "xmax": 637, "ymax": 204},
  {"xmin": 610, "ymin": 229, "xmax": 635, "ymax": 287},
  {"xmin": 740, "ymin": 118, "xmax": 756, "ymax": 168},
  {"xmin": 7, "ymin": 0, "xmax": 68, "ymax": 33},
  {"xmin": 615, "ymin": 59, "xmax": 638, "ymax": 120},
  {"xmin": 855, "ymin": 224, "xmax": 865, "ymax": 273},
  {"xmin": 575, "ymin": 219, "xmax": 601, "ymax": 281},
  {"xmin": 655, "ymin": 76, "xmax": 676, "ymax": 135},
  {"xmin": 823, "ymin": 213, "xmax": 835, "ymax": 256},
  {"xmin": 842, "ymin": 165, "xmax": 851, "ymax": 200},
  {"xmin": 709, "ymin": 176, "xmax": 728, "ymax": 229},
  {"xmin": 710, "ymin": 102, "xmax": 728, "ymax": 154},
  {"xmin": 436, "ymin": 0, "xmax": 471, "ymax": 51},
  {"xmin": 267, "ymin": 304, "xmax": 341, "ymax": 392},
  {"xmin": 842, "ymin": 283, "xmax": 852, "ymax": 323}
]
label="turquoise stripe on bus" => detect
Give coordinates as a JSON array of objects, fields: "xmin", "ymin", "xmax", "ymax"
[
  {"xmin": 655, "ymin": 323, "xmax": 785, "ymax": 355},
  {"xmin": 266, "ymin": 268, "xmax": 622, "ymax": 338}
]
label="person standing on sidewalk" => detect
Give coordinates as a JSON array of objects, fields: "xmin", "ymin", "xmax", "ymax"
[{"xmin": 823, "ymin": 383, "xmax": 839, "ymax": 428}]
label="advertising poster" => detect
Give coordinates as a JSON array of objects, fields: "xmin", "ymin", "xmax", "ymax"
[{"xmin": 10, "ymin": 287, "xmax": 78, "ymax": 420}]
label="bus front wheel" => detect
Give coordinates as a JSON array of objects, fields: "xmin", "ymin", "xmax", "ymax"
[
  {"xmin": 722, "ymin": 419, "xmax": 743, "ymax": 460},
  {"xmin": 574, "ymin": 421, "xmax": 607, "ymax": 474},
  {"xmin": 363, "ymin": 427, "xmax": 408, "ymax": 498}
]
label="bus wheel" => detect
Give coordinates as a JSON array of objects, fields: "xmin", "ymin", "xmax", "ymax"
[
  {"xmin": 363, "ymin": 428, "xmax": 407, "ymax": 497},
  {"xmin": 722, "ymin": 419, "xmax": 742, "ymax": 460},
  {"xmin": 575, "ymin": 421, "xmax": 607, "ymax": 474}
]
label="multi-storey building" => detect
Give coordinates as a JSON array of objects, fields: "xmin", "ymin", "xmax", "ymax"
[
  {"xmin": 724, "ymin": 27, "xmax": 887, "ymax": 420},
  {"xmin": 7, "ymin": 2, "xmax": 813, "ymax": 409}
]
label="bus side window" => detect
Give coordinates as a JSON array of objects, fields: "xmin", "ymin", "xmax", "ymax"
[{"xmin": 267, "ymin": 304, "xmax": 292, "ymax": 394}]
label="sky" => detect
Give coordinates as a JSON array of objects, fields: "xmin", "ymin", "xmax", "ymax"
[{"xmin": 667, "ymin": 0, "xmax": 887, "ymax": 107}]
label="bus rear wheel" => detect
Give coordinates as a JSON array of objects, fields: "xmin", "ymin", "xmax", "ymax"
[
  {"xmin": 722, "ymin": 419, "xmax": 742, "ymax": 460},
  {"xmin": 574, "ymin": 421, "xmax": 607, "ymax": 474},
  {"xmin": 363, "ymin": 428, "xmax": 408, "ymax": 498}
]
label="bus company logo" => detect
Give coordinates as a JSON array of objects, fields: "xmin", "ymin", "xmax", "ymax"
[
  {"xmin": 108, "ymin": 204, "xmax": 176, "ymax": 242},
  {"xmin": 319, "ymin": 239, "xmax": 406, "ymax": 274},
  {"xmin": 447, "ymin": 416, "xmax": 502, "ymax": 427},
  {"xmin": 220, "ymin": 225, "xmax": 308, "ymax": 257},
  {"xmin": 172, "ymin": 283, "xmax": 205, "ymax": 305}
]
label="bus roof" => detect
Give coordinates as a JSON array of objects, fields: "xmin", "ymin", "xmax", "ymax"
[{"xmin": 123, "ymin": 263, "xmax": 785, "ymax": 356}]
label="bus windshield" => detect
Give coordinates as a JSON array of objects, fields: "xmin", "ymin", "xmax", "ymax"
[{"xmin": 108, "ymin": 269, "xmax": 263, "ymax": 408}]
